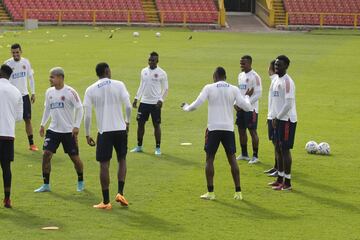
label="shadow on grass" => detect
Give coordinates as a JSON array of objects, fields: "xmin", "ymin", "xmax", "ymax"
[
  {"xmin": 215, "ymin": 199, "xmax": 300, "ymax": 220},
  {"xmin": 1, "ymin": 208, "xmax": 63, "ymax": 229},
  {"xmin": 141, "ymin": 152, "xmax": 203, "ymax": 168},
  {"xmin": 103, "ymin": 207, "xmax": 183, "ymax": 233},
  {"xmin": 295, "ymin": 175, "xmax": 345, "ymax": 193},
  {"xmin": 49, "ymin": 190, "xmax": 98, "ymax": 205},
  {"xmin": 293, "ymin": 189, "xmax": 360, "ymax": 213}
]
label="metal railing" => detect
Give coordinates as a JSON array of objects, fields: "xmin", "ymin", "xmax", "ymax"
[
  {"xmin": 23, "ymin": 9, "xmax": 220, "ymax": 26},
  {"xmin": 285, "ymin": 12, "xmax": 359, "ymax": 28}
]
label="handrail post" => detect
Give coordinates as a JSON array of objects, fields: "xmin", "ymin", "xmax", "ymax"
[
  {"xmin": 183, "ymin": 12, "xmax": 187, "ymax": 27},
  {"xmin": 354, "ymin": 14, "xmax": 357, "ymax": 28},
  {"xmin": 58, "ymin": 10, "xmax": 62, "ymax": 25},
  {"xmin": 160, "ymin": 11, "xmax": 164, "ymax": 26},
  {"xmin": 92, "ymin": 10, "xmax": 96, "ymax": 26},
  {"xmin": 320, "ymin": 13, "xmax": 323, "ymax": 28},
  {"xmin": 127, "ymin": 10, "xmax": 131, "ymax": 25},
  {"xmin": 24, "ymin": 9, "xmax": 27, "ymax": 20},
  {"xmin": 285, "ymin": 12, "xmax": 288, "ymax": 27}
]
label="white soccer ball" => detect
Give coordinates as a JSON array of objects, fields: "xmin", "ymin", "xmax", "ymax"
[
  {"xmin": 155, "ymin": 32, "xmax": 161, "ymax": 37},
  {"xmin": 305, "ymin": 141, "xmax": 318, "ymax": 154},
  {"xmin": 133, "ymin": 31, "xmax": 140, "ymax": 37},
  {"xmin": 317, "ymin": 142, "xmax": 330, "ymax": 155}
]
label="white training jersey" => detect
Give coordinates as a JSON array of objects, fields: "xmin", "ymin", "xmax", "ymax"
[
  {"xmin": 237, "ymin": 69, "xmax": 262, "ymax": 113},
  {"xmin": 83, "ymin": 78, "xmax": 130, "ymax": 134},
  {"xmin": 270, "ymin": 74, "xmax": 297, "ymax": 122},
  {"xmin": 183, "ymin": 81, "xmax": 252, "ymax": 132},
  {"xmin": 135, "ymin": 66, "xmax": 168, "ymax": 104},
  {"xmin": 0, "ymin": 78, "xmax": 23, "ymax": 138},
  {"xmin": 4, "ymin": 57, "xmax": 35, "ymax": 96},
  {"xmin": 41, "ymin": 85, "xmax": 83, "ymax": 133},
  {"xmin": 267, "ymin": 74, "xmax": 278, "ymax": 120}
]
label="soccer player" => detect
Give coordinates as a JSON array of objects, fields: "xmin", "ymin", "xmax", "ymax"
[
  {"xmin": 34, "ymin": 67, "xmax": 84, "ymax": 193},
  {"xmin": 235, "ymin": 55, "xmax": 262, "ymax": 164},
  {"xmin": 0, "ymin": 65, "xmax": 23, "ymax": 208},
  {"xmin": 264, "ymin": 60, "xmax": 279, "ymax": 177},
  {"xmin": 84, "ymin": 63, "xmax": 131, "ymax": 210},
  {"xmin": 130, "ymin": 52, "xmax": 168, "ymax": 155},
  {"xmin": 4, "ymin": 43, "xmax": 38, "ymax": 151},
  {"xmin": 268, "ymin": 55, "xmax": 297, "ymax": 191},
  {"xmin": 182, "ymin": 67, "xmax": 252, "ymax": 200}
]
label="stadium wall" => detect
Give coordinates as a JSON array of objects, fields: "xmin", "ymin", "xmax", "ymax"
[{"xmin": 255, "ymin": 0, "xmax": 274, "ymax": 27}]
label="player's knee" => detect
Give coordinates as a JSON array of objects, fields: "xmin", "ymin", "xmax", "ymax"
[{"xmin": 43, "ymin": 151, "xmax": 52, "ymax": 160}]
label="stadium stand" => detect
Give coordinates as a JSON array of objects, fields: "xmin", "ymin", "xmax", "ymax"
[
  {"xmin": 155, "ymin": 0, "xmax": 218, "ymax": 23},
  {"xmin": 284, "ymin": 0, "xmax": 360, "ymax": 26},
  {"xmin": 3, "ymin": 0, "xmax": 146, "ymax": 22}
]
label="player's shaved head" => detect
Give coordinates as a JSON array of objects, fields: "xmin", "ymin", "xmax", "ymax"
[
  {"xmin": 96, "ymin": 62, "xmax": 110, "ymax": 78},
  {"xmin": 241, "ymin": 55, "xmax": 252, "ymax": 64},
  {"xmin": 213, "ymin": 67, "xmax": 226, "ymax": 82},
  {"xmin": 276, "ymin": 55, "xmax": 290, "ymax": 67},
  {"xmin": 150, "ymin": 51, "xmax": 159, "ymax": 58},
  {"xmin": 50, "ymin": 67, "xmax": 65, "ymax": 78},
  {"xmin": 0, "ymin": 64, "xmax": 13, "ymax": 79}
]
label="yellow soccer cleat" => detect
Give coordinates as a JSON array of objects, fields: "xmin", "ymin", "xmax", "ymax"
[
  {"xmin": 234, "ymin": 192, "xmax": 243, "ymax": 200},
  {"xmin": 93, "ymin": 202, "xmax": 112, "ymax": 210}
]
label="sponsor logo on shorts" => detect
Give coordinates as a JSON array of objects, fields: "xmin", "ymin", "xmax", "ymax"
[{"xmin": 43, "ymin": 138, "xmax": 50, "ymax": 147}]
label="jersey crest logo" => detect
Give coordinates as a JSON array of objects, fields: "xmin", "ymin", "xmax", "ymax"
[
  {"xmin": 154, "ymin": 74, "xmax": 158, "ymax": 78},
  {"xmin": 23, "ymin": 65, "xmax": 26, "ymax": 70},
  {"xmin": 246, "ymin": 78, "xmax": 249, "ymax": 83},
  {"xmin": 61, "ymin": 96, "xmax": 65, "ymax": 101}
]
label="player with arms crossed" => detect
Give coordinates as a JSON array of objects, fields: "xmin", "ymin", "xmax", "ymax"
[
  {"xmin": 4, "ymin": 43, "xmax": 38, "ymax": 151},
  {"xmin": 0, "ymin": 65, "xmax": 23, "ymax": 208},
  {"xmin": 131, "ymin": 52, "xmax": 168, "ymax": 155},
  {"xmin": 182, "ymin": 67, "xmax": 252, "ymax": 200},
  {"xmin": 269, "ymin": 55, "xmax": 297, "ymax": 191},
  {"xmin": 34, "ymin": 67, "xmax": 84, "ymax": 193},
  {"xmin": 235, "ymin": 55, "xmax": 262, "ymax": 164},
  {"xmin": 84, "ymin": 63, "xmax": 132, "ymax": 210}
]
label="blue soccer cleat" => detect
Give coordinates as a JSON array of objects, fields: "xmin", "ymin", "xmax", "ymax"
[
  {"xmin": 154, "ymin": 147, "xmax": 161, "ymax": 155},
  {"xmin": 130, "ymin": 146, "xmax": 143, "ymax": 153},
  {"xmin": 34, "ymin": 184, "xmax": 51, "ymax": 193},
  {"xmin": 77, "ymin": 181, "xmax": 84, "ymax": 192}
]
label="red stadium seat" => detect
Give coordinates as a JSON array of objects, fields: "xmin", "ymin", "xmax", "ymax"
[{"xmin": 284, "ymin": 0, "xmax": 359, "ymax": 26}]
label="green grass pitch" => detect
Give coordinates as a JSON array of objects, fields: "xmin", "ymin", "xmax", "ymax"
[{"xmin": 0, "ymin": 26, "xmax": 359, "ymax": 239}]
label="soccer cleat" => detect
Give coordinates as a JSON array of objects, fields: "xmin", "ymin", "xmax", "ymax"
[
  {"xmin": 200, "ymin": 192, "xmax": 215, "ymax": 200},
  {"xmin": 268, "ymin": 171, "xmax": 279, "ymax": 177},
  {"xmin": 3, "ymin": 198, "xmax": 12, "ymax": 208},
  {"xmin": 130, "ymin": 146, "xmax": 143, "ymax": 153},
  {"xmin": 268, "ymin": 181, "xmax": 282, "ymax": 187},
  {"xmin": 77, "ymin": 181, "xmax": 84, "ymax": 192},
  {"xmin": 34, "ymin": 184, "xmax": 51, "ymax": 193},
  {"xmin": 233, "ymin": 192, "xmax": 243, "ymax": 200},
  {"xmin": 29, "ymin": 144, "xmax": 39, "ymax": 151},
  {"xmin": 115, "ymin": 193, "xmax": 129, "ymax": 206},
  {"xmin": 248, "ymin": 157, "xmax": 259, "ymax": 164},
  {"xmin": 93, "ymin": 202, "xmax": 112, "ymax": 210},
  {"xmin": 272, "ymin": 183, "xmax": 284, "ymax": 191},
  {"xmin": 281, "ymin": 184, "xmax": 292, "ymax": 191},
  {"xmin": 154, "ymin": 147, "xmax": 161, "ymax": 155},
  {"xmin": 236, "ymin": 155, "xmax": 250, "ymax": 161},
  {"xmin": 264, "ymin": 168, "xmax": 277, "ymax": 174}
]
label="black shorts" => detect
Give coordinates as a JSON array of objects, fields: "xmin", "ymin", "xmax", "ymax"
[
  {"xmin": 96, "ymin": 130, "xmax": 128, "ymax": 162},
  {"xmin": 0, "ymin": 139, "xmax": 14, "ymax": 163},
  {"xmin": 236, "ymin": 110, "xmax": 258, "ymax": 130},
  {"xmin": 43, "ymin": 130, "xmax": 79, "ymax": 156},
  {"xmin": 136, "ymin": 103, "xmax": 161, "ymax": 125},
  {"xmin": 275, "ymin": 120, "xmax": 297, "ymax": 150},
  {"xmin": 23, "ymin": 95, "xmax": 32, "ymax": 120},
  {"xmin": 204, "ymin": 129, "xmax": 236, "ymax": 155},
  {"xmin": 267, "ymin": 119, "xmax": 275, "ymax": 141}
]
